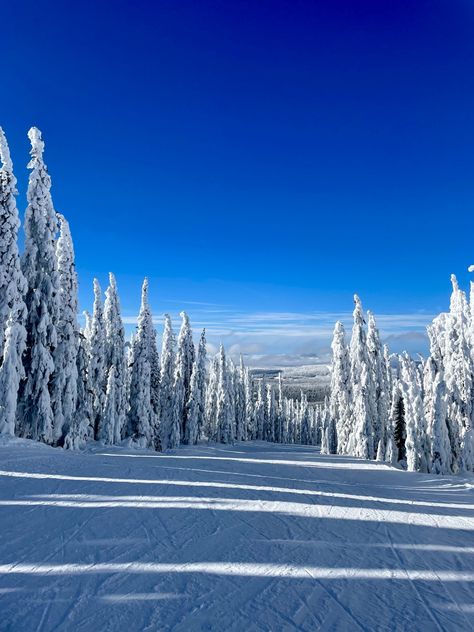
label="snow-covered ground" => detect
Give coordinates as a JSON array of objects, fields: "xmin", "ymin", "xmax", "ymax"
[{"xmin": 0, "ymin": 439, "xmax": 473, "ymax": 631}]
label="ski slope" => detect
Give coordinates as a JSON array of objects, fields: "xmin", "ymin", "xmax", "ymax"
[{"xmin": 0, "ymin": 439, "xmax": 473, "ymax": 631}]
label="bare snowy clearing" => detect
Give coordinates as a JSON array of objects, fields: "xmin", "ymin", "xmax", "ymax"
[{"xmin": 0, "ymin": 439, "xmax": 473, "ymax": 631}]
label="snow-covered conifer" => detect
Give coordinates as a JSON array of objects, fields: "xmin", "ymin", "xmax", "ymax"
[
  {"xmin": 51, "ymin": 214, "xmax": 78, "ymax": 443},
  {"xmin": 159, "ymin": 314, "xmax": 177, "ymax": 449},
  {"xmin": 0, "ymin": 128, "xmax": 27, "ymax": 436},
  {"xmin": 348, "ymin": 295, "xmax": 374, "ymax": 459},
  {"xmin": 88, "ymin": 279, "xmax": 106, "ymax": 438},
  {"xmin": 254, "ymin": 379, "xmax": 265, "ymax": 440},
  {"xmin": 216, "ymin": 344, "xmax": 232, "ymax": 444},
  {"xmin": 127, "ymin": 278, "xmax": 157, "ymax": 447},
  {"xmin": 329, "ymin": 321, "xmax": 351, "ymax": 455},
  {"xmin": 18, "ymin": 128, "xmax": 60, "ymax": 443},
  {"xmin": 185, "ymin": 329, "xmax": 207, "ymax": 445},
  {"xmin": 174, "ymin": 311, "xmax": 195, "ymax": 442},
  {"xmin": 100, "ymin": 366, "xmax": 116, "ymax": 445},
  {"xmin": 104, "ymin": 273, "xmax": 126, "ymax": 442}
]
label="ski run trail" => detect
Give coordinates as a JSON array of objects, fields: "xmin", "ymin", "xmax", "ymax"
[{"xmin": 0, "ymin": 439, "xmax": 473, "ymax": 631}]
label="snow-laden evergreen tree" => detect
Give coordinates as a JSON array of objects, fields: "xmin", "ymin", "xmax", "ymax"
[
  {"xmin": 174, "ymin": 311, "xmax": 195, "ymax": 442},
  {"xmin": 235, "ymin": 356, "xmax": 246, "ymax": 441},
  {"xmin": 428, "ymin": 369, "xmax": 452, "ymax": 474},
  {"xmin": 127, "ymin": 278, "xmax": 157, "ymax": 447},
  {"xmin": 399, "ymin": 353, "xmax": 429, "ymax": 472},
  {"xmin": 244, "ymin": 366, "xmax": 255, "ymax": 439},
  {"xmin": 185, "ymin": 329, "xmax": 207, "ymax": 445},
  {"xmin": 64, "ymin": 330, "xmax": 93, "ymax": 449},
  {"xmin": 254, "ymin": 379, "xmax": 265, "ymax": 440},
  {"xmin": 227, "ymin": 360, "xmax": 237, "ymax": 440},
  {"xmin": 100, "ymin": 366, "xmax": 116, "ymax": 445},
  {"xmin": 0, "ymin": 128, "xmax": 27, "ymax": 436},
  {"xmin": 18, "ymin": 128, "xmax": 60, "ymax": 444},
  {"xmin": 88, "ymin": 279, "xmax": 106, "ymax": 438},
  {"xmin": 104, "ymin": 273, "xmax": 126, "ymax": 443},
  {"xmin": 443, "ymin": 275, "xmax": 474, "ymax": 471},
  {"xmin": 150, "ymin": 341, "xmax": 161, "ymax": 447},
  {"xmin": 329, "ymin": 321, "xmax": 351, "ymax": 454},
  {"xmin": 348, "ymin": 295, "xmax": 374, "ymax": 459},
  {"xmin": 367, "ymin": 311, "xmax": 389, "ymax": 460},
  {"xmin": 204, "ymin": 353, "xmax": 219, "ymax": 441},
  {"xmin": 159, "ymin": 314, "xmax": 177, "ymax": 449},
  {"xmin": 51, "ymin": 214, "xmax": 78, "ymax": 444},
  {"xmin": 265, "ymin": 383, "xmax": 276, "ymax": 442},
  {"xmin": 300, "ymin": 392, "xmax": 311, "ymax": 445},
  {"xmin": 216, "ymin": 344, "xmax": 233, "ymax": 443}
]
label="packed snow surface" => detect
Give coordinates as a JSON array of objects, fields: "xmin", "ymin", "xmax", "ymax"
[{"xmin": 0, "ymin": 439, "xmax": 473, "ymax": 631}]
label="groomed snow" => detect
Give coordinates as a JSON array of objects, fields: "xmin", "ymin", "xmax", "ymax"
[{"xmin": 0, "ymin": 439, "xmax": 473, "ymax": 631}]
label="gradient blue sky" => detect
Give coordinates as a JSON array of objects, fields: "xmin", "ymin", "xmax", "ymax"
[{"xmin": 3, "ymin": 1, "xmax": 474, "ymax": 364}]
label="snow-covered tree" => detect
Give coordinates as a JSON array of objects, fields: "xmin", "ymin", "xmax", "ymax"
[
  {"xmin": 104, "ymin": 273, "xmax": 126, "ymax": 443},
  {"xmin": 127, "ymin": 278, "xmax": 157, "ymax": 447},
  {"xmin": 367, "ymin": 311, "xmax": 389, "ymax": 459},
  {"xmin": 0, "ymin": 128, "xmax": 27, "ymax": 436},
  {"xmin": 204, "ymin": 353, "xmax": 219, "ymax": 442},
  {"xmin": 400, "ymin": 353, "xmax": 429, "ymax": 472},
  {"xmin": 216, "ymin": 344, "xmax": 233, "ymax": 444},
  {"xmin": 18, "ymin": 128, "xmax": 60, "ymax": 444},
  {"xmin": 159, "ymin": 314, "xmax": 177, "ymax": 449},
  {"xmin": 254, "ymin": 379, "xmax": 265, "ymax": 440},
  {"xmin": 329, "ymin": 321, "xmax": 351, "ymax": 454},
  {"xmin": 185, "ymin": 329, "xmax": 207, "ymax": 445},
  {"xmin": 443, "ymin": 275, "xmax": 474, "ymax": 472},
  {"xmin": 348, "ymin": 295, "xmax": 374, "ymax": 459},
  {"xmin": 244, "ymin": 366, "xmax": 255, "ymax": 439},
  {"xmin": 173, "ymin": 311, "xmax": 195, "ymax": 442},
  {"xmin": 100, "ymin": 366, "xmax": 117, "ymax": 445},
  {"xmin": 88, "ymin": 279, "xmax": 106, "ymax": 438},
  {"xmin": 64, "ymin": 331, "xmax": 93, "ymax": 449},
  {"xmin": 265, "ymin": 383, "xmax": 276, "ymax": 442},
  {"xmin": 51, "ymin": 214, "xmax": 78, "ymax": 444}
]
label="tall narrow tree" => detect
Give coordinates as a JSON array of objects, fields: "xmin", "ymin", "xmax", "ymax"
[
  {"xmin": 104, "ymin": 273, "xmax": 126, "ymax": 442},
  {"xmin": 51, "ymin": 214, "xmax": 79, "ymax": 443},
  {"xmin": 18, "ymin": 128, "xmax": 60, "ymax": 444},
  {"xmin": 0, "ymin": 128, "xmax": 27, "ymax": 436},
  {"xmin": 128, "ymin": 278, "xmax": 157, "ymax": 447},
  {"xmin": 159, "ymin": 314, "xmax": 177, "ymax": 449}
]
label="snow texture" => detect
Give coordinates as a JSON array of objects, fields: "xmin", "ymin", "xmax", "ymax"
[{"xmin": 0, "ymin": 438, "xmax": 472, "ymax": 631}]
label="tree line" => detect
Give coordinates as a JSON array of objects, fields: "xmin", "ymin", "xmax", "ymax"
[{"xmin": 0, "ymin": 126, "xmax": 327, "ymax": 451}]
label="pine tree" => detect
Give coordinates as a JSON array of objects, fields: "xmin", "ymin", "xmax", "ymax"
[
  {"xmin": 64, "ymin": 331, "xmax": 94, "ymax": 449},
  {"xmin": 0, "ymin": 128, "xmax": 27, "ymax": 436},
  {"xmin": 329, "ymin": 321, "xmax": 351, "ymax": 455},
  {"xmin": 88, "ymin": 279, "xmax": 106, "ymax": 438},
  {"xmin": 185, "ymin": 329, "xmax": 207, "ymax": 445},
  {"xmin": 244, "ymin": 366, "xmax": 255, "ymax": 439},
  {"xmin": 99, "ymin": 366, "xmax": 117, "ymax": 444},
  {"xmin": 265, "ymin": 383, "xmax": 276, "ymax": 442},
  {"xmin": 428, "ymin": 369, "xmax": 452, "ymax": 474},
  {"xmin": 216, "ymin": 344, "xmax": 232, "ymax": 444},
  {"xmin": 349, "ymin": 295, "xmax": 374, "ymax": 459},
  {"xmin": 204, "ymin": 353, "xmax": 219, "ymax": 442},
  {"xmin": 254, "ymin": 379, "xmax": 265, "ymax": 440},
  {"xmin": 444, "ymin": 275, "xmax": 474, "ymax": 471},
  {"xmin": 235, "ymin": 356, "xmax": 246, "ymax": 441},
  {"xmin": 174, "ymin": 311, "xmax": 195, "ymax": 442},
  {"xmin": 367, "ymin": 311, "xmax": 389, "ymax": 458},
  {"xmin": 159, "ymin": 314, "xmax": 177, "ymax": 449},
  {"xmin": 400, "ymin": 353, "xmax": 429, "ymax": 472},
  {"xmin": 18, "ymin": 128, "xmax": 60, "ymax": 444},
  {"xmin": 51, "ymin": 214, "xmax": 79, "ymax": 444},
  {"xmin": 104, "ymin": 273, "xmax": 126, "ymax": 443},
  {"xmin": 127, "ymin": 278, "xmax": 157, "ymax": 447}
]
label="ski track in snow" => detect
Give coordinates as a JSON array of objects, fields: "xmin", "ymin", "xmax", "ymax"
[{"xmin": 0, "ymin": 440, "xmax": 473, "ymax": 631}]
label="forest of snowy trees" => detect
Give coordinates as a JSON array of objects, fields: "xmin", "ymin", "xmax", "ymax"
[{"xmin": 0, "ymin": 127, "xmax": 473, "ymax": 475}]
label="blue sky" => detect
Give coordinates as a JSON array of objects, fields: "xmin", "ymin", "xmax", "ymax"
[{"xmin": 3, "ymin": 1, "xmax": 474, "ymax": 365}]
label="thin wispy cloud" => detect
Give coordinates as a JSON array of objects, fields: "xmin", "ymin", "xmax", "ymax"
[{"xmin": 116, "ymin": 307, "xmax": 433, "ymax": 368}]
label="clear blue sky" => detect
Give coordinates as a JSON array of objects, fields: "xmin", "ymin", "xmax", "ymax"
[{"xmin": 3, "ymin": 1, "xmax": 474, "ymax": 364}]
